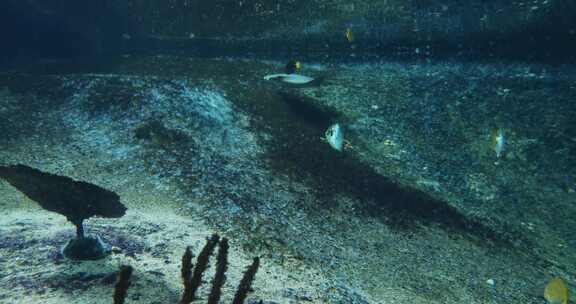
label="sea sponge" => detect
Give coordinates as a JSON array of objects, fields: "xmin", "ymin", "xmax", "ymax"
[{"xmin": 0, "ymin": 164, "xmax": 126, "ymax": 260}]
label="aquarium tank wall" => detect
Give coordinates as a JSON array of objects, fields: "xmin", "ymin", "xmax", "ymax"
[{"xmin": 1, "ymin": 0, "xmax": 576, "ymax": 63}]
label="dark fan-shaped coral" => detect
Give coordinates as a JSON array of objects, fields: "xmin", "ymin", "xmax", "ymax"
[{"xmin": 0, "ymin": 164, "xmax": 126, "ymax": 260}]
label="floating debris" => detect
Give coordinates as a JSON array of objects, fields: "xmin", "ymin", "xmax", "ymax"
[
  {"xmin": 325, "ymin": 123, "xmax": 344, "ymax": 151},
  {"xmin": 544, "ymin": 277, "xmax": 569, "ymax": 304}
]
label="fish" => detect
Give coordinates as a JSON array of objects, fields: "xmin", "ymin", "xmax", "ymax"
[
  {"xmin": 325, "ymin": 123, "xmax": 343, "ymax": 151},
  {"xmin": 285, "ymin": 60, "xmax": 302, "ymax": 74},
  {"xmin": 263, "ymin": 73, "xmax": 317, "ymax": 86},
  {"xmin": 544, "ymin": 277, "xmax": 569, "ymax": 304},
  {"xmin": 492, "ymin": 128, "xmax": 505, "ymax": 158},
  {"xmin": 345, "ymin": 28, "xmax": 354, "ymax": 43}
]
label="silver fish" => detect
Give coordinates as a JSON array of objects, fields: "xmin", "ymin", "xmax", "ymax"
[
  {"xmin": 493, "ymin": 128, "xmax": 505, "ymax": 158},
  {"xmin": 325, "ymin": 123, "xmax": 343, "ymax": 151},
  {"xmin": 263, "ymin": 73, "xmax": 315, "ymax": 85}
]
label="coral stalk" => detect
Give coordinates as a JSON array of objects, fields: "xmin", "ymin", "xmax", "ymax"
[
  {"xmin": 180, "ymin": 234, "xmax": 220, "ymax": 304},
  {"xmin": 113, "ymin": 265, "xmax": 133, "ymax": 304},
  {"xmin": 232, "ymin": 257, "xmax": 260, "ymax": 304},
  {"xmin": 207, "ymin": 237, "xmax": 229, "ymax": 304}
]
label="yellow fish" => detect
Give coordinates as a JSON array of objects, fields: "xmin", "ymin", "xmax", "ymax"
[
  {"xmin": 345, "ymin": 28, "xmax": 354, "ymax": 43},
  {"xmin": 544, "ymin": 277, "xmax": 570, "ymax": 304},
  {"xmin": 295, "ymin": 61, "xmax": 302, "ymax": 70},
  {"xmin": 285, "ymin": 60, "xmax": 302, "ymax": 74}
]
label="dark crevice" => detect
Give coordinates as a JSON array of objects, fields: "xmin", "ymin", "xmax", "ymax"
[
  {"xmin": 251, "ymin": 91, "xmax": 515, "ymax": 246},
  {"xmin": 275, "ymin": 91, "xmax": 341, "ymax": 128}
]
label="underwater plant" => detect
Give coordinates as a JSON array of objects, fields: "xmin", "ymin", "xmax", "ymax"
[
  {"xmin": 113, "ymin": 234, "xmax": 260, "ymax": 304},
  {"xmin": 0, "ymin": 164, "xmax": 126, "ymax": 260}
]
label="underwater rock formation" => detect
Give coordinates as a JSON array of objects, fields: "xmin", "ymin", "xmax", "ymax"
[
  {"xmin": 1, "ymin": 58, "xmax": 573, "ymax": 303},
  {"xmin": 0, "ymin": 164, "xmax": 126, "ymax": 260}
]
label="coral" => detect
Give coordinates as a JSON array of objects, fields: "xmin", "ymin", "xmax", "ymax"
[
  {"xmin": 113, "ymin": 234, "xmax": 260, "ymax": 304},
  {"xmin": 233, "ymin": 257, "xmax": 260, "ymax": 304},
  {"xmin": 113, "ymin": 265, "xmax": 133, "ymax": 304},
  {"xmin": 180, "ymin": 246, "xmax": 193, "ymax": 288},
  {"xmin": 181, "ymin": 233, "xmax": 220, "ymax": 303},
  {"xmin": 0, "ymin": 165, "xmax": 126, "ymax": 237},
  {"xmin": 208, "ymin": 237, "xmax": 229, "ymax": 304},
  {"xmin": 0, "ymin": 164, "xmax": 126, "ymax": 260}
]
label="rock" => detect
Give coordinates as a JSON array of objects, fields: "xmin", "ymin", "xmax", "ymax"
[
  {"xmin": 282, "ymin": 288, "xmax": 313, "ymax": 301},
  {"xmin": 111, "ymin": 246, "xmax": 122, "ymax": 254},
  {"xmin": 101, "ymin": 272, "xmax": 118, "ymax": 285},
  {"xmin": 62, "ymin": 236, "xmax": 110, "ymax": 260},
  {"xmin": 247, "ymin": 300, "xmax": 279, "ymax": 304},
  {"xmin": 146, "ymin": 270, "xmax": 165, "ymax": 277}
]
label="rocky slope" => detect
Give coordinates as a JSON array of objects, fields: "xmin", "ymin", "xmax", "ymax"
[{"xmin": 0, "ymin": 56, "xmax": 574, "ymax": 303}]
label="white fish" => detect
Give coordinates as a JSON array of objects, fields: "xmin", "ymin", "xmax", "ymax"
[
  {"xmin": 263, "ymin": 73, "xmax": 315, "ymax": 85},
  {"xmin": 493, "ymin": 128, "xmax": 505, "ymax": 158},
  {"xmin": 325, "ymin": 123, "xmax": 343, "ymax": 151}
]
